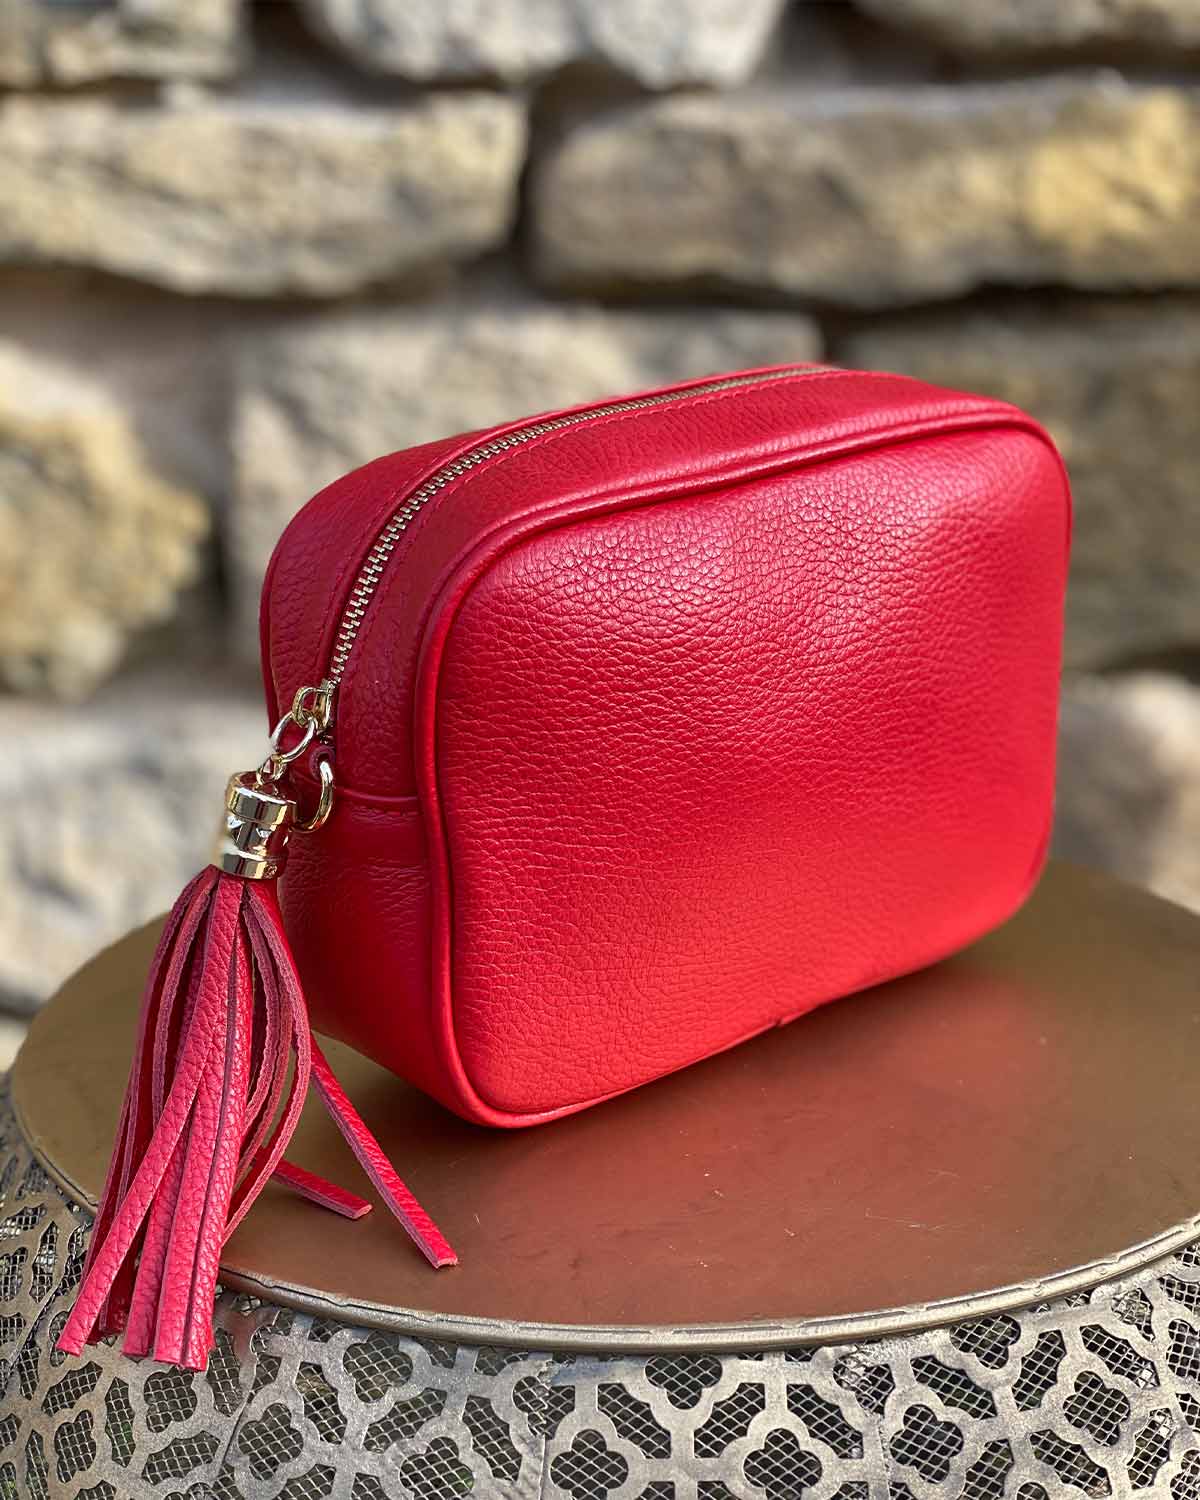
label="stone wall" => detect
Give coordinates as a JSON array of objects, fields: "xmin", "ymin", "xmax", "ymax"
[{"xmin": 3, "ymin": 0, "xmax": 1199, "ymax": 1026}]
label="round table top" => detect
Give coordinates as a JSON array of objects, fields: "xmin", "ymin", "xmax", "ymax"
[{"xmin": 14, "ymin": 862, "xmax": 1200, "ymax": 1352}]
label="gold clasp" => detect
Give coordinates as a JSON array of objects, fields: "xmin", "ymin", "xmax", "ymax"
[
  {"xmin": 254, "ymin": 680, "xmax": 337, "ymax": 835},
  {"xmin": 262, "ymin": 710, "xmax": 317, "ymax": 778}
]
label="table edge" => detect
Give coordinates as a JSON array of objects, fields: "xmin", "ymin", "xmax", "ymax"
[{"xmin": 16, "ymin": 1071, "xmax": 1200, "ymax": 1354}]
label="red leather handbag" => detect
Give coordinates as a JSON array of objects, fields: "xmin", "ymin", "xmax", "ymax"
[{"xmin": 61, "ymin": 362, "xmax": 1070, "ymax": 1368}]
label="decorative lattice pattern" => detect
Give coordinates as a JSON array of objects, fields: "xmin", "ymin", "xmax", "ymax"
[{"xmin": 4, "ymin": 1081, "xmax": 1200, "ymax": 1497}]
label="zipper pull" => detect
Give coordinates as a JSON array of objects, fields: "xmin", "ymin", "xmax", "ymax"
[
  {"xmin": 293, "ymin": 679, "xmax": 337, "ymax": 737},
  {"xmin": 248, "ymin": 681, "xmax": 338, "ymax": 837}
]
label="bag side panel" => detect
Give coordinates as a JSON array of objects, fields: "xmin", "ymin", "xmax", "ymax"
[{"xmin": 261, "ymin": 428, "xmax": 504, "ymax": 727}]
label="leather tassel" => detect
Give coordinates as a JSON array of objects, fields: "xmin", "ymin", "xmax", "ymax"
[{"xmin": 58, "ymin": 750, "xmax": 455, "ymax": 1372}]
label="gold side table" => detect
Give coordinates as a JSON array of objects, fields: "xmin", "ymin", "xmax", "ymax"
[{"xmin": 4, "ymin": 862, "xmax": 1200, "ymax": 1498}]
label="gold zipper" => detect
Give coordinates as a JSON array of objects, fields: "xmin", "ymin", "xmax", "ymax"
[{"xmin": 281, "ymin": 363, "xmax": 824, "ymax": 818}]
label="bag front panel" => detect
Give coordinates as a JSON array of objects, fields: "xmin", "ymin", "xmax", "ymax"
[{"xmin": 426, "ymin": 426, "xmax": 1067, "ymax": 1118}]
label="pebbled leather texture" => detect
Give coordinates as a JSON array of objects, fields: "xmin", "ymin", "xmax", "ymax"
[{"xmin": 264, "ymin": 364, "xmax": 1071, "ymax": 1127}]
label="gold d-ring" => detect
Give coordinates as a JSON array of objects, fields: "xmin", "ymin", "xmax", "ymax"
[{"xmin": 295, "ymin": 753, "xmax": 335, "ymax": 833}]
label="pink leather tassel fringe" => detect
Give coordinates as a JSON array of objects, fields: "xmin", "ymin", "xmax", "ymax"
[{"xmin": 57, "ymin": 867, "xmax": 455, "ymax": 1371}]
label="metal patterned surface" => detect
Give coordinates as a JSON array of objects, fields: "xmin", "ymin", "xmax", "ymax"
[{"xmin": 5, "ymin": 1083, "xmax": 1200, "ymax": 1497}]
